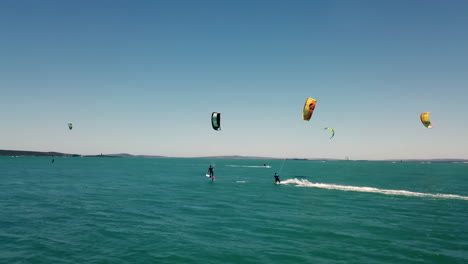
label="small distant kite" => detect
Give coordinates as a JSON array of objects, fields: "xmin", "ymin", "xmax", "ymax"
[
  {"xmin": 302, "ymin": 97, "xmax": 317, "ymax": 121},
  {"xmin": 211, "ymin": 112, "xmax": 221, "ymax": 131},
  {"xmin": 324, "ymin": 127, "xmax": 335, "ymax": 139},
  {"xmin": 420, "ymin": 112, "xmax": 432, "ymax": 128},
  {"xmin": 68, "ymin": 122, "xmax": 73, "ymax": 130}
]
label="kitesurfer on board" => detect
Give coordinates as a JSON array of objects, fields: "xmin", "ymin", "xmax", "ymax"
[
  {"xmin": 208, "ymin": 165, "xmax": 214, "ymax": 180},
  {"xmin": 274, "ymin": 172, "xmax": 280, "ymax": 184}
]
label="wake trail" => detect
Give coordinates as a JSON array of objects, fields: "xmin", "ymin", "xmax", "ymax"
[
  {"xmin": 282, "ymin": 179, "xmax": 468, "ymax": 201},
  {"xmin": 226, "ymin": 165, "xmax": 271, "ymax": 168}
]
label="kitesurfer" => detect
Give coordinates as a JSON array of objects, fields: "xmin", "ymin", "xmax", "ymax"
[
  {"xmin": 208, "ymin": 165, "xmax": 214, "ymax": 179},
  {"xmin": 52, "ymin": 159, "xmax": 55, "ymax": 164},
  {"xmin": 274, "ymin": 172, "xmax": 280, "ymax": 184}
]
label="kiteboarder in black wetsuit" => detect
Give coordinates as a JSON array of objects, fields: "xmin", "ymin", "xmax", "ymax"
[
  {"xmin": 208, "ymin": 165, "xmax": 214, "ymax": 180},
  {"xmin": 274, "ymin": 172, "xmax": 280, "ymax": 184}
]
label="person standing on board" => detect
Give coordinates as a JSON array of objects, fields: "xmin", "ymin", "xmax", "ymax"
[
  {"xmin": 274, "ymin": 172, "xmax": 280, "ymax": 184},
  {"xmin": 208, "ymin": 165, "xmax": 214, "ymax": 181}
]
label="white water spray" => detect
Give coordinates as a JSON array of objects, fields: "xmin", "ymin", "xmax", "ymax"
[{"xmin": 281, "ymin": 179, "xmax": 468, "ymax": 201}]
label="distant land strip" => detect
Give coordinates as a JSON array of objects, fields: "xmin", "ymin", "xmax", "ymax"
[
  {"xmin": 0, "ymin": 150, "xmax": 164, "ymax": 158},
  {"xmin": 1, "ymin": 150, "xmax": 467, "ymax": 163}
]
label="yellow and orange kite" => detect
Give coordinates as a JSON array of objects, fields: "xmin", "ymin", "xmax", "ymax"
[
  {"xmin": 420, "ymin": 112, "xmax": 432, "ymax": 128},
  {"xmin": 302, "ymin": 97, "xmax": 317, "ymax": 121}
]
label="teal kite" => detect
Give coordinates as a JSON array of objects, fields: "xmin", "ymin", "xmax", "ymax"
[{"xmin": 211, "ymin": 112, "xmax": 221, "ymax": 131}]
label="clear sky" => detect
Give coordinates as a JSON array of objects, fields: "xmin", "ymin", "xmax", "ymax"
[{"xmin": 1, "ymin": 0, "xmax": 467, "ymax": 159}]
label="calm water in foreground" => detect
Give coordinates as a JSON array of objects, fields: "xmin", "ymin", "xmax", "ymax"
[{"xmin": 1, "ymin": 157, "xmax": 467, "ymax": 263}]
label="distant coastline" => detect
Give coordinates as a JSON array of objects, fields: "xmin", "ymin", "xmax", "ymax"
[
  {"xmin": 0, "ymin": 150, "xmax": 164, "ymax": 159},
  {"xmin": 1, "ymin": 149, "xmax": 467, "ymax": 163},
  {"xmin": 1, "ymin": 149, "xmax": 82, "ymax": 158}
]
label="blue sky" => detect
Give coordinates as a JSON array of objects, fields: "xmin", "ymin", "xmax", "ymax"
[{"xmin": 1, "ymin": 0, "xmax": 467, "ymax": 159}]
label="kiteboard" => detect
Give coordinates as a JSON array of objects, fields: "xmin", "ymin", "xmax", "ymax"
[{"xmin": 205, "ymin": 174, "xmax": 216, "ymax": 179}]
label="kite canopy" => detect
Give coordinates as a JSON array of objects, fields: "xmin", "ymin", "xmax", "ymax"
[
  {"xmin": 211, "ymin": 112, "xmax": 221, "ymax": 131},
  {"xmin": 302, "ymin": 97, "xmax": 317, "ymax": 121},
  {"xmin": 420, "ymin": 112, "xmax": 432, "ymax": 128},
  {"xmin": 68, "ymin": 122, "xmax": 73, "ymax": 130},
  {"xmin": 324, "ymin": 127, "xmax": 335, "ymax": 139}
]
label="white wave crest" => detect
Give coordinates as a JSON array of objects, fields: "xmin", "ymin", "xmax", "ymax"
[
  {"xmin": 226, "ymin": 165, "xmax": 271, "ymax": 168},
  {"xmin": 281, "ymin": 179, "xmax": 468, "ymax": 200}
]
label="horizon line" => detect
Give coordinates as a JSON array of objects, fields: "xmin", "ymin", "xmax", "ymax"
[{"xmin": 1, "ymin": 149, "xmax": 467, "ymax": 162}]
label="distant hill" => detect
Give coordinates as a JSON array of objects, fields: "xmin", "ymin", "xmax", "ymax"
[
  {"xmin": 0, "ymin": 150, "xmax": 80, "ymax": 157},
  {"xmin": 0, "ymin": 150, "xmax": 168, "ymax": 158},
  {"xmin": 383, "ymin": 159, "xmax": 468, "ymax": 163}
]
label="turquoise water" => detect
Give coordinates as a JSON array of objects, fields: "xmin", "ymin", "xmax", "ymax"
[{"xmin": 1, "ymin": 157, "xmax": 467, "ymax": 263}]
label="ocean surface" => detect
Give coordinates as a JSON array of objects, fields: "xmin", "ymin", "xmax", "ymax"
[{"xmin": 1, "ymin": 157, "xmax": 468, "ymax": 263}]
